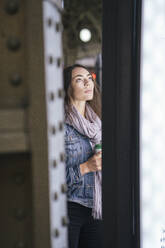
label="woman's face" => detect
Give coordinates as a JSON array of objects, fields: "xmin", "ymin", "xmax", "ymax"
[{"xmin": 70, "ymin": 67, "xmax": 94, "ymax": 102}]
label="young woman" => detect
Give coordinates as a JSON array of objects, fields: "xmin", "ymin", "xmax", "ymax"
[{"xmin": 64, "ymin": 64, "xmax": 102, "ymax": 248}]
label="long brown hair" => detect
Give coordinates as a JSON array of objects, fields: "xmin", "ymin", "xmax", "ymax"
[{"xmin": 63, "ymin": 64, "xmax": 102, "ymax": 119}]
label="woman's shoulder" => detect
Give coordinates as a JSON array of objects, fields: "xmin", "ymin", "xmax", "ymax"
[
  {"xmin": 64, "ymin": 123, "xmax": 86, "ymax": 139},
  {"xmin": 64, "ymin": 123, "xmax": 74, "ymax": 131},
  {"xmin": 64, "ymin": 123, "xmax": 77, "ymax": 136}
]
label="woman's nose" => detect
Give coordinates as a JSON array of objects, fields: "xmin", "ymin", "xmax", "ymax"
[{"xmin": 84, "ymin": 78, "xmax": 90, "ymax": 85}]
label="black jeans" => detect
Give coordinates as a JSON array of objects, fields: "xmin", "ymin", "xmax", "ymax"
[{"xmin": 67, "ymin": 201, "xmax": 103, "ymax": 248}]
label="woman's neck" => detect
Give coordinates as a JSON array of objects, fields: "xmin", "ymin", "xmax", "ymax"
[{"xmin": 71, "ymin": 100, "xmax": 86, "ymax": 117}]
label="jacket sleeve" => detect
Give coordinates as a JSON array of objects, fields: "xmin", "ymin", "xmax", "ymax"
[{"xmin": 64, "ymin": 126, "xmax": 84, "ymax": 187}]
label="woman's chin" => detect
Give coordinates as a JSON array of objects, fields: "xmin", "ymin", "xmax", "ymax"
[{"xmin": 85, "ymin": 95, "xmax": 93, "ymax": 101}]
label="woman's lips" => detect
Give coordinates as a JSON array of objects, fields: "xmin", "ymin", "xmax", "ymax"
[{"xmin": 85, "ymin": 90, "xmax": 92, "ymax": 93}]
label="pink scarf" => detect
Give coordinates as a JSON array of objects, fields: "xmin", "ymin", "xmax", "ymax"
[{"xmin": 65, "ymin": 103, "xmax": 102, "ymax": 219}]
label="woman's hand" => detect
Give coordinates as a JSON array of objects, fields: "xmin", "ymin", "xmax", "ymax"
[{"xmin": 80, "ymin": 151, "xmax": 102, "ymax": 175}]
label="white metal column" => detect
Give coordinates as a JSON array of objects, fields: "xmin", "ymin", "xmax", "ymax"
[
  {"xmin": 43, "ymin": 1, "xmax": 68, "ymax": 247},
  {"xmin": 140, "ymin": 0, "xmax": 165, "ymax": 247}
]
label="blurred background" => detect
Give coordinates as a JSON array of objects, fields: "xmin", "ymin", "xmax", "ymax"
[
  {"xmin": 62, "ymin": 0, "xmax": 102, "ymax": 88},
  {"xmin": 0, "ymin": 0, "xmax": 102, "ymax": 247}
]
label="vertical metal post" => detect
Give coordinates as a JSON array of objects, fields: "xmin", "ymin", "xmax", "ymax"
[
  {"xmin": 102, "ymin": 0, "xmax": 142, "ymax": 247},
  {"xmin": 26, "ymin": 0, "xmax": 68, "ymax": 247}
]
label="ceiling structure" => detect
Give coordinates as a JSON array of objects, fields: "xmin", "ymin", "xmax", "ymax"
[{"xmin": 62, "ymin": 0, "xmax": 102, "ymax": 66}]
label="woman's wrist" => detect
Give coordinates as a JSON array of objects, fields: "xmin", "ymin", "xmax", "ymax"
[{"xmin": 80, "ymin": 162, "xmax": 89, "ymax": 175}]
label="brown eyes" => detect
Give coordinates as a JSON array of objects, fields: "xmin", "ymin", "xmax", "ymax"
[{"xmin": 76, "ymin": 78, "xmax": 83, "ymax": 83}]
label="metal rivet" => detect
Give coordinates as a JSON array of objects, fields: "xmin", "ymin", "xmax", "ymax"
[
  {"xmin": 49, "ymin": 92, "xmax": 55, "ymax": 101},
  {"xmin": 58, "ymin": 89, "xmax": 65, "ymax": 98},
  {"xmin": 15, "ymin": 241, "xmax": 26, "ymax": 248},
  {"xmin": 10, "ymin": 74, "xmax": 22, "ymax": 86},
  {"xmin": 61, "ymin": 184, "xmax": 67, "ymax": 193},
  {"xmin": 54, "ymin": 228, "xmax": 60, "ymax": 237},
  {"xmin": 59, "ymin": 121, "xmax": 63, "ymax": 131},
  {"xmin": 55, "ymin": 22, "xmax": 60, "ymax": 32},
  {"xmin": 47, "ymin": 18, "xmax": 53, "ymax": 27},
  {"xmin": 50, "ymin": 126, "xmax": 56, "ymax": 135},
  {"xmin": 60, "ymin": 153, "xmax": 65, "ymax": 162},
  {"xmin": 15, "ymin": 209, "xmax": 26, "ymax": 221},
  {"xmin": 54, "ymin": 192, "xmax": 58, "ymax": 200},
  {"xmin": 52, "ymin": 159, "xmax": 57, "ymax": 168},
  {"xmin": 61, "ymin": 216, "xmax": 68, "ymax": 226},
  {"xmin": 48, "ymin": 55, "xmax": 54, "ymax": 64},
  {"xmin": 57, "ymin": 57, "xmax": 62, "ymax": 67},
  {"xmin": 5, "ymin": 0, "xmax": 19, "ymax": 15},
  {"xmin": 7, "ymin": 37, "xmax": 21, "ymax": 51}
]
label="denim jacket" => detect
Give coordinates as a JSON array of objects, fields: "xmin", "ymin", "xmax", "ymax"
[{"xmin": 64, "ymin": 123, "xmax": 94, "ymax": 208}]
